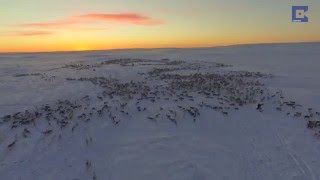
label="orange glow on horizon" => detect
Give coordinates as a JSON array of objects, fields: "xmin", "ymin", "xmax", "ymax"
[
  {"xmin": 0, "ymin": 39, "xmax": 318, "ymax": 53},
  {"xmin": 1, "ymin": 34, "xmax": 318, "ymax": 53}
]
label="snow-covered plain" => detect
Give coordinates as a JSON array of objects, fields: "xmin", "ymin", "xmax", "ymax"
[{"xmin": 0, "ymin": 42, "xmax": 320, "ymax": 180}]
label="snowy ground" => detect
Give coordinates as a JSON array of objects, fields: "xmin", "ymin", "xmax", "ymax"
[{"xmin": 0, "ymin": 42, "xmax": 320, "ymax": 180}]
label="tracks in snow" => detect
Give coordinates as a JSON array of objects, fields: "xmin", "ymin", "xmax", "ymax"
[{"xmin": 254, "ymin": 112, "xmax": 317, "ymax": 180}]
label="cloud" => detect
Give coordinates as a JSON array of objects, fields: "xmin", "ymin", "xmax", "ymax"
[
  {"xmin": 71, "ymin": 27, "xmax": 110, "ymax": 31},
  {"xmin": 73, "ymin": 13, "xmax": 164, "ymax": 25},
  {"xmin": 1, "ymin": 27, "xmax": 109, "ymax": 37},
  {"xmin": 19, "ymin": 21, "xmax": 75, "ymax": 28},
  {"xmin": 5, "ymin": 30, "xmax": 54, "ymax": 36},
  {"xmin": 18, "ymin": 13, "xmax": 164, "ymax": 29}
]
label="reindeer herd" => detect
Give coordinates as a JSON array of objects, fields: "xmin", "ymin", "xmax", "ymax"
[{"xmin": 1, "ymin": 58, "xmax": 320, "ymax": 163}]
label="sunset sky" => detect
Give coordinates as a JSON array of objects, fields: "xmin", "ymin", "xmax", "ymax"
[{"xmin": 0, "ymin": 0, "xmax": 319, "ymax": 53}]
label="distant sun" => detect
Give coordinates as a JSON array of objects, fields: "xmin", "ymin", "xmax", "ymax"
[{"xmin": 73, "ymin": 45, "xmax": 92, "ymax": 51}]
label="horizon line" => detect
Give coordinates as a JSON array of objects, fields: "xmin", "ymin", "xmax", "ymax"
[{"xmin": 0, "ymin": 41, "xmax": 319, "ymax": 55}]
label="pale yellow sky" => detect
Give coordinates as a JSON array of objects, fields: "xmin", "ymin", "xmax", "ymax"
[{"xmin": 0, "ymin": 0, "xmax": 319, "ymax": 52}]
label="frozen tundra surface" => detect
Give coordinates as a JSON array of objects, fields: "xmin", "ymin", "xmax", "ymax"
[{"xmin": 0, "ymin": 42, "xmax": 320, "ymax": 180}]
